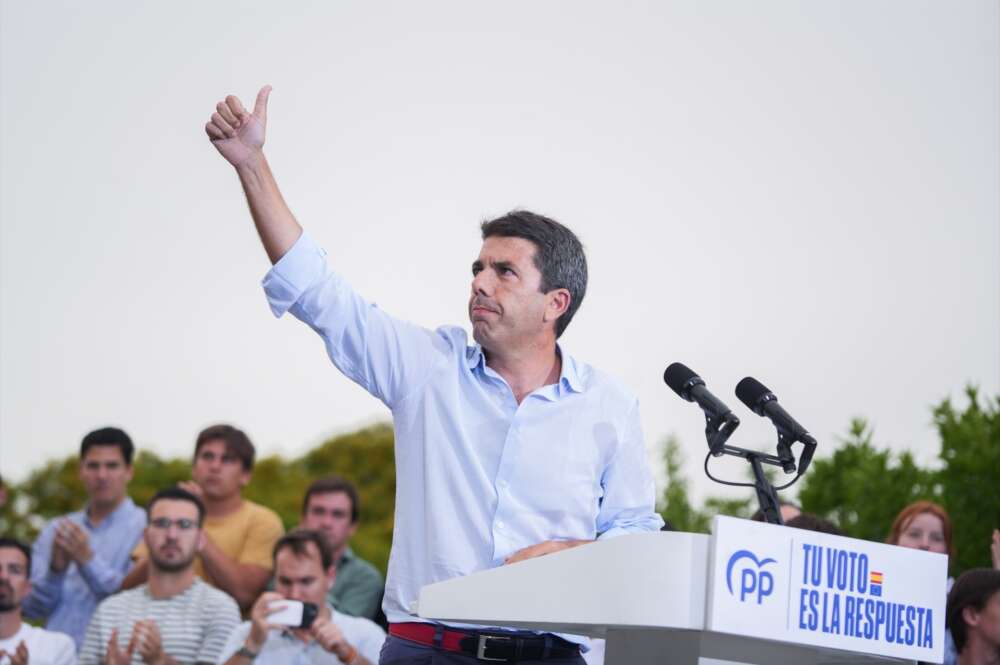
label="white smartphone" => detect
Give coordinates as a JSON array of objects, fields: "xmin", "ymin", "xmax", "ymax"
[{"xmin": 267, "ymin": 600, "xmax": 318, "ymax": 628}]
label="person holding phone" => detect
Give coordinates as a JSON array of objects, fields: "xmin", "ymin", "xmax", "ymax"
[{"xmin": 218, "ymin": 530, "xmax": 384, "ymax": 665}]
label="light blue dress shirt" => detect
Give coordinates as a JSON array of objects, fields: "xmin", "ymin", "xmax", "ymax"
[
  {"xmin": 23, "ymin": 497, "xmax": 146, "ymax": 648},
  {"xmin": 263, "ymin": 231, "xmax": 664, "ymax": 629}
]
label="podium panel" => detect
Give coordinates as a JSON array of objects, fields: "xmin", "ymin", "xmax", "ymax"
[{"xmin": 417, "ymin": 523, "xmax": 945, "ymax": 664}]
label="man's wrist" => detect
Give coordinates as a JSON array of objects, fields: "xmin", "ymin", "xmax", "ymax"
[
  {"xmin": 243, "ymin": 634, "xmax": 264, "ymax": 655},
  {"xmin": 236, "ymin": 644, "xmax": 259, "ymax": 661},
  {"xmin": 334, "ymin": 643, "xmax": 357, "ymax": 664},
  {"xmin": 234, "ymin": 151, "xmax": 267, "ymax": 177}
]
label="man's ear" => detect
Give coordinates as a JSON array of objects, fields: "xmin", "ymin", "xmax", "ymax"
[
  {"xmin": 544, "ymin": 288, "xmax": 571, "ymax": 323},
  {"xmin": 962, "ymin": 605, "xmax": 981, "ymax": 628}
]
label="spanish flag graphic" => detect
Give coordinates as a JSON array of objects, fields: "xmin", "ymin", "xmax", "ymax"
[{"xmin": 870, "ymin": 571, "xmax": 884, "ymax": 596}]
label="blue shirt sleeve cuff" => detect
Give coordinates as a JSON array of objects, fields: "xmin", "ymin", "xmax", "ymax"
[{"xmin": 261, "ymin": 231, "xmax": 328, "ymax": 318}]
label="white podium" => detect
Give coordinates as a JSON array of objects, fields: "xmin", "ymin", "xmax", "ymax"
[{"xmin": 416, "ymin": 517, "xmax": 948, "ymax": 664}]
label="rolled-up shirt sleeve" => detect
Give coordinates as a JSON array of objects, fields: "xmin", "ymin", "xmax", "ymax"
[
  {"xmin": 595, "ymin": 399, "xmax": 664, "ymax": 539},
  {"xmin": 262, "ymin": 231, "xmax": 453, "ymax": 409}
]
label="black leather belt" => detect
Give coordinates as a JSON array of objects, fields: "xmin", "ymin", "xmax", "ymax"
[{"xmin": 390, "ymin": 622, "xmax": 581, "ymax": 661}]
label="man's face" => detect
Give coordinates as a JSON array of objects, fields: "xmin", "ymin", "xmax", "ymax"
[
  {"xmin": 145, "ymin": 499, "xmax": 202, "ymax": 573},
  {"xmin": 192, "ymin": 439, "xmax": 249, "ymax": 501},
  {"xmin": 79, "ymin": 445, "xmax": 133, "ymax": 507},
  {"xmin": 274, "ymin": 543, "xmax": 334, "ymax": 606},
  {"xmin": 0, "ymin": 547, "xmax": 30, "ymax": 613},
  {"xmin": 469, "ymin": 236, "xmax": 566, "ymax": 351},
  {"xmin": 897, "ymin": 512, "xmax": 948, "ymax": 555},
  {"xmin": 301, "ymin": 492, "xmax": 357, "ymax": 553}
]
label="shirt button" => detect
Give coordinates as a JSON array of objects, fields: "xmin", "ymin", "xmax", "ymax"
[
  {"xmin": 498, "ymin": 480, "xmax": 508, "ymax": 489},
  {"xmin": 496, "ymin": 521, "xmax": 505, "ymax": 530}
]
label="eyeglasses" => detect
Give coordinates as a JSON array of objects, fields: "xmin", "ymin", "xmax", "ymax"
[{"xmin": 149, "ymin": 517, "xmax": 198, "ymax": 531}]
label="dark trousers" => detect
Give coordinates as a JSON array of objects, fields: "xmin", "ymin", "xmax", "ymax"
[{"xmin": 379, "ymin": 635, "xmax": 587, "ymax": 665}]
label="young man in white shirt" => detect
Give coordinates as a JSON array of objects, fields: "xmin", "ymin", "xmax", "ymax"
[
  {"xmin": 0, "ymin": 537, "xmax": 76, "ymax": 665},
  {"xmin": 219, "ymin": 529, "xmax": 384, "ymax": 665}
]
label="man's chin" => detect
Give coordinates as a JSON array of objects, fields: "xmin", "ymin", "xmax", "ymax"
[{"xmin": 150, "ymin": 554, "xmax": 196, "ymax": 573}]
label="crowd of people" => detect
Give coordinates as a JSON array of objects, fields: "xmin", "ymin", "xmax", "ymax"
[
  {"xmin": 2, "ymin": 426, "xmax": 997, "ymax": 665},
  {"xmin": 0, "ymin": 425, "xmax": 386, "ymax": 665}
]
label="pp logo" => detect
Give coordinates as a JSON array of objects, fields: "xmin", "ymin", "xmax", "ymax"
[{"xmin": 726, "ymin": 550, "xmax": 776, "ymax": 605}]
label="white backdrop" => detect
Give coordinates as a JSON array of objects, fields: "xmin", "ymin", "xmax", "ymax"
[{"xmin": 1, "ymin": 1, "xmax": 997, "ymax": 502}]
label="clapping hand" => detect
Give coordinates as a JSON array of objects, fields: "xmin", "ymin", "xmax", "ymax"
[
  {"xmin": 55, "ymin": 519, "xmax": 93, "ymax": 565},
  {"xmin": 105, "ymin": 629, "xmax": 135, "ymax": 665}
]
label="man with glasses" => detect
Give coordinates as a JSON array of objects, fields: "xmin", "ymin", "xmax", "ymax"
[
  {"xmin": 79, "ymin": 487, "xmax": 240, "ymax": 665},
  {"xmin": 24, "ymin": 426, "xmax": 147, "ymax": 648},
  {"xmin": 125, "ymin": 425, "xmax": 284, "ymax": 611},
  {"xmin": 299, "ymin": 477, "xmax": 384, "ymax": 621}
]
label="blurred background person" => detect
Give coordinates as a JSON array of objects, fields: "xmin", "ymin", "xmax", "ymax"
[
  {"xmin": 125, "ymin": 425, "xmax": 284, "ymax": 611},
  {"xmin": 80, "ymin": 487, "xmax": 239, "ymax": 665},
  {"xmin": 945, "ymin": 568, "xmax": 1000, "ymax": 665},
  {"xmin": 0, "ymin": 537, "xmax": 75, "ymax": 665},
  {"xmin": 220, "ymin": 529, "xmax": 384, "ymax": 665},
  {"xmin": 299, "ymin": 477, "xmax": 384, "ymax": 621},
  {"xmin": 23, "ymin": 427, "xmax": 146, "ymax": 649},
  {"xmin": 889, "ymin": 500, "xmax": 956, "ymax": 665}
]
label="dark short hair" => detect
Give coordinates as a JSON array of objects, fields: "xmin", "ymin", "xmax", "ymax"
[
  {"xmin": 146, "ymin": 486, "xmax": 206, "ymax": 526},
  {"xmin": 273, "ymin": 529, "xmax": 333, "ymax": 571},
  {"xmin": 80, "ymin": 427, "xmax": 134, "ymax": 465},
  {"xmin": 194, "ymin": 424, "xmax": 255, "ymax": 471},
  {"xmin": 750, "ymin": 501, "xmax": 801, "ymax": 523},
  {"xmin": 480, "ymin": 210, "xmax": 587, "ymax": 338},
  {"xmin": 0, "ymin": 537, "xmax": 32, "ymax": 576},
  {"xmin": 947, "ymin": 568, "xmax": 1000, "ymax": 652},
  {"xmin": 785, "ymin": 513, "xmax": 843, "ymax": 536},
  {"xmin": 301, "ymin": 475, "xmax": 360, "ymax": 524}
]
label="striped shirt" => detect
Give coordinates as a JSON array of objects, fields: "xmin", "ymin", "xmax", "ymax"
[{"xmin": 79, "ymin": 579, "xmax": 239, "ymax": 665}]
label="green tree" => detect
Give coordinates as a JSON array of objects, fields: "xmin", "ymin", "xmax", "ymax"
[
  {"xmin": 658, "ymin": 437, "xmax": 756, "ymax": 532},
  {"xmin": 797, "ymin": 418, "xmax": 938, "ymax": 543},
  {"xmin": 659, "ymin": 436, "xmax": 711, "ymax": 533},
  {"xmin": 934, "ymin": 387, "xmax": 1000, "ymax": 573}
]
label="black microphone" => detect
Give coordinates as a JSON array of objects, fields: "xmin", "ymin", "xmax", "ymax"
[
  {"xmin": 736, "ymin": 376, "xmax": 817, "ymax": 474},
  {"xmin": 664, "ymin": 363, "xmax": 735, "ymax": 421},
  {"xmin": 665, "ymin": 363, "xmax": 740, "ymax": 455}
]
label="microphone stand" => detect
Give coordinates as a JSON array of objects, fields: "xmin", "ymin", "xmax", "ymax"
[
  {"xmin": 715, "ymin": 444, "xmax": 792, "ymax": 525},
  {"xmin": 711, "ymin": 428, "xmax": 799, "ymax": 525}
]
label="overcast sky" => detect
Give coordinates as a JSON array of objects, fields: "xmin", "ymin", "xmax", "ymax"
[{"xmin": 1, "ymin": 1, "xmax": 997, "ymax": 503}]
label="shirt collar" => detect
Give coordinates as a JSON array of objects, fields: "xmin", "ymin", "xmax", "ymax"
[
  {"xmin": 466, "ymin": 344, "xmax": 584, "ymax": 395},
  {"xmin": 82, "ymin": 496, "xmax": 136, "ymax": 529}
]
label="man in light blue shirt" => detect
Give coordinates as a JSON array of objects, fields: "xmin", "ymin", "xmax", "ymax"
[
  {"xmin": 205, "ymin": 86, "xmax": 663, "ymax": 664},
  {"xmin": 23, "ymin": 427, "xmax": 146, "ymax": 648}
]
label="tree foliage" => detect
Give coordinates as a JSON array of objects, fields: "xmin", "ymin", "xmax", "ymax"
[
  {"xmin": 934, "ymin": 387, "xmax": 1000, "ymax": 574},
  {"xmin": 658, "ymin": 437, "xmax": 753, "ymax": 533},
  {"xmin": 797, "ymin": 417, "xmax": 938, "ymax": 543}
]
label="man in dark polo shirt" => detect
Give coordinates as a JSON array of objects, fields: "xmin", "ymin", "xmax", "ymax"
[{"xmin": 300, "ymin": 476, "xmax": 384, "ymax": 621}]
